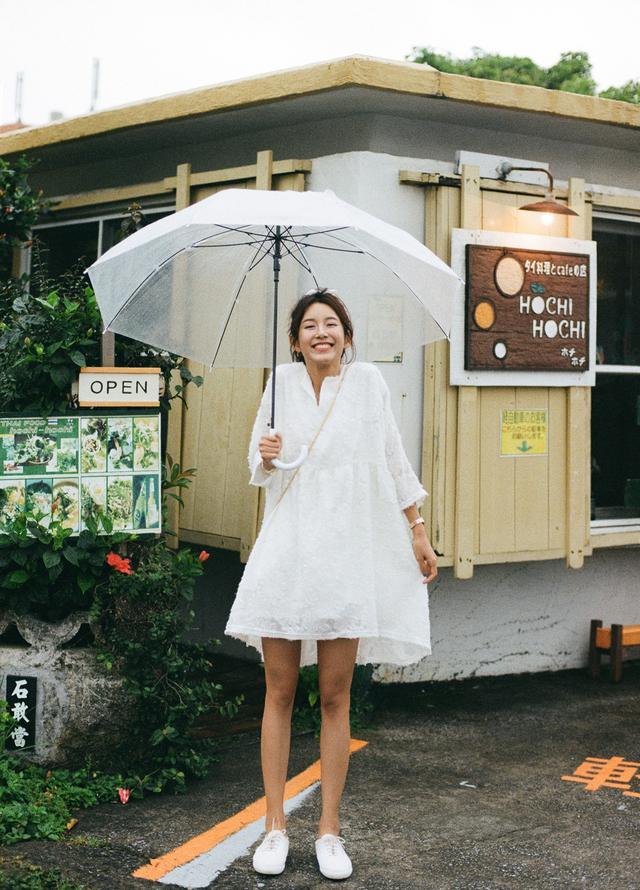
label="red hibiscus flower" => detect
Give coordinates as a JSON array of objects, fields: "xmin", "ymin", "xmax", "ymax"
[{"xmin": 106, "ymin": 552, "xmax": 134, "ymax": 575}]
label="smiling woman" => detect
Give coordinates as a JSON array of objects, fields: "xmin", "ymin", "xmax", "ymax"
[{"xmin": 224, "ymin": 286, "xmax": 437, "ymax": 877}]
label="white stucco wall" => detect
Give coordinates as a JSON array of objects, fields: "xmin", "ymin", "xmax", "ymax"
[
  {"xmin": 307, "ymin": 150, "xmax": 454, "ymax": 473},
  {"xmin": 373, "ymin": 546, "xmax": 640, "ymax": 683}
]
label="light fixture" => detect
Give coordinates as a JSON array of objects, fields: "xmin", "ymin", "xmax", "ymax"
[{"xmin": 496, "ymin": 162, "xmax": 579, "ymax": 225}]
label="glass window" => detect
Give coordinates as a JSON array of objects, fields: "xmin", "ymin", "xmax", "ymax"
[
  {"xmin": 591, "ymin": 217, "xmax": 640, "ymax": 521},
  {"xmin": 28, "ymin": 208, "xmax": 174, "ymax": 295},
  {"xmin": 594, "ymin": 220, "xmax": 640, "ymax": 367},
  {"xmin": 30, "ymin": 221, "xmax": 99, "ymax": 295}
]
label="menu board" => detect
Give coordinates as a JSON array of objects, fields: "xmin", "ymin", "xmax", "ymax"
[{"xmin": 0, "ymin": 414, "xmax": 162, "ymax": 535}]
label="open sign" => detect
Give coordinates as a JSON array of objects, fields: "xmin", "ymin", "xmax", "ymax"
[{"xmin": 79, "ymin": 367, "xmax": 160, "ymax": 407}]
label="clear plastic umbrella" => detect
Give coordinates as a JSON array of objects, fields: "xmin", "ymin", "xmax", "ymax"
[{"xmin": 85, "ymin": 188, "xmax": 463, "ymax": 469}]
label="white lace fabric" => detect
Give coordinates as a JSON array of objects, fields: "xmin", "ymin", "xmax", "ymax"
[{"xmin": 225, "ymin": 361, "xmax": 431, "ymax": 667}]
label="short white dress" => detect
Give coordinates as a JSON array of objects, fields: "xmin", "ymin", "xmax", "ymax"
[{"xmin": 224, "ymin": 360, "xmax": 432, "ymax": 667}]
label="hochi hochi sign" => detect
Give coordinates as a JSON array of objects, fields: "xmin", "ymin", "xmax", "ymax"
[{"xmin": 465, "ymin": 245, "xmax": 590, "ymax": 371}]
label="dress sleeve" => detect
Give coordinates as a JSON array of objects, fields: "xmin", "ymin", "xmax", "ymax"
[
  {"xmin": 379, "ymin": 371, "xmax": 428, "ymax": 510},
  {"xmin": 247, "ymin": 373, "xmax": 278, "ymax": 488}
]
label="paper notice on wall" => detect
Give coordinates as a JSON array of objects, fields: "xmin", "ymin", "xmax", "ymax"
[
  {"xmin": 367, "ymin": 294, "xmax": 404, "ymax": 363},
  {"xmin": 500, "ymin": 409, "xmax": 548, "ymax": 456}
]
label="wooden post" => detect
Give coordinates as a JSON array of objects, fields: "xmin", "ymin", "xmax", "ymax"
[
  {"xmin": 588, "ymin": 618, "xmax": 602, "ymax": 679},
  {"xmin": 453, "ymin": 165, "xmax": 481, "ymax": 579},
  {"xmin": 239, "ymin": 150, "xmax": 274, "ymax": 563},
  {"xmin": 611, "ymin": 624, "xmax": 623, "ymax": 683},
  {"xmin": 255, "ymin": 150, "xmax": 273, "ymax": 191},
  {"xmin": 565, "ymin": 177, "xmax": 589, "ymax": 569},
  {"xmin": 165, "ymin": 162, "xmax": 192, "ymax": 549}
]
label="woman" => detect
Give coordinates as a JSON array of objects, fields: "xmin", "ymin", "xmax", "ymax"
[{"xmin": 225, "ymin": 288, "xmax": 438, "ymax": 880}]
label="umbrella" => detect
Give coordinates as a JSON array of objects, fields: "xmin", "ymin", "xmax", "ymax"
[{"xmin": 85, "ymin": 188, "xmax": 463, "ymax": 470}]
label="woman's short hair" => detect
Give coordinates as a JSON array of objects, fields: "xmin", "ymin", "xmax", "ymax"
[{"xmin": 288, "ymin": 288, "xmax": 356, "ymax": 364}]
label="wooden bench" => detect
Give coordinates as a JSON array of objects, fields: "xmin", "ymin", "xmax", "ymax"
[{"xmin": 589, "ymin": 619, "xmax": 640, "ymax": 682}]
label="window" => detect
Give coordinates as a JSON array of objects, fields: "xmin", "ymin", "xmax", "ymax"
[
  {"xmin": 27, "ymin": 207, "xmax": 175, "ymax": 293},
  {"xmin": 591, "ymin": 215, "xmax": 640, "ymax": 527}
]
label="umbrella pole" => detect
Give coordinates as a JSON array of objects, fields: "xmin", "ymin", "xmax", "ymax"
[
  {"xmin": 267, "ymin": 226, "xmax": 308, "ymax": 472},
  {"xmin": 270, "ymin": 225, "xmax": 282, "ymax": 431}
]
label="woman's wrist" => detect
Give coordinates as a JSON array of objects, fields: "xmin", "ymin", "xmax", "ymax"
[{"xmin": 261, "ymin": 458, "xmax": 276, "ymax": 472}]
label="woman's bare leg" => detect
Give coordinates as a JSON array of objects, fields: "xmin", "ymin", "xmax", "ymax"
[
  {"xmin": 316, "ymin": 638, "xmax": 359, "ymax": 838},
  {"xmin": 260, "ymin": 637, "xmax": 301, "ymax": 832}
]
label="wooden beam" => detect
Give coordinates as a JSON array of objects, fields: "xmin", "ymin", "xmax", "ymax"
[{"xmin": 46, "ymin": 160, "xmax": 312, "ymax": 212}]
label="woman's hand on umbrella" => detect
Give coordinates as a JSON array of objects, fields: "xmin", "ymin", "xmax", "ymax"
[
  {"xmin": 412, "ymin": 530, "xmax": 438, "ymax": 584},
  {"xmin": 259, "ymin": 433, "xmax": 282, "ymax": 471}
]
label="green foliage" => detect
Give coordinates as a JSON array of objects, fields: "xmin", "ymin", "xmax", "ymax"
[
  {"xmin": 0, "ymin": 855, "xmax": 87, "ymax": 890},
  {"xmin": 599, "ymin": 80, "xmax": 640, "ymax": 104},
  {"xmin": 407, "ymin": 47, "xmax": 636, "ymax": 102},
  {"xmin": 0, "ymin": 510, "xmax": 129, "ymax": 621},
  {"xmin": 292, "ymin": 664, "xmax": 375, "ymax": 735},
  {"xmin": 89, "ymin": 537, "xmax": 244, "ymax": 786},
  {"xmin": 0, "ymin": 154, "xmax": 51, "ymax": 275},
  {"xmin": 0, "ymin": 248, "xmax": 203, "ymax": 416}
]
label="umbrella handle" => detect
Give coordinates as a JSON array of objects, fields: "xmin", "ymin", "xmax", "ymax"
[{"xmin": 268, "ymin": 427, "xmax": 308, "ymax": 471}]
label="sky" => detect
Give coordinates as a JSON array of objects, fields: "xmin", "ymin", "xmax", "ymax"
[{"xmin": 0, "ymin": 0, "xmax": 638, "ymax": 127}]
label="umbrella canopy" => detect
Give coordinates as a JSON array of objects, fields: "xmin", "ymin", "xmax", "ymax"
[{"xmin": 85, "ymin": 188, "xmax": 463, "ymax": 371}]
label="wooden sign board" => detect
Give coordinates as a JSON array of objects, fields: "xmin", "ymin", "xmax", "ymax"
[
  {"xmin": 465, "ymin": 246, "xmax": 590, "ymax": 371},
  {"xmin": 79, "ymin": 367, "xmax": 160, "ymax": 407}
]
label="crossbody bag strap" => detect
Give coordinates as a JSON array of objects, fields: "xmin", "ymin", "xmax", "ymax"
[{"xmin": 264, "ymin": 363, "xmax": 350, "ymax": 522}]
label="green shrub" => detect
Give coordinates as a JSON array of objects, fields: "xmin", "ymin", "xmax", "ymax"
[{"xmin": 90, "ymin": 538, "xmax": 244, "ymax": 785}]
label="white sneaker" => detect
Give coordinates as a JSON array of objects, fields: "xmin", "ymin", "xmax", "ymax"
[
  {"xmin": 315, "ymin": 833, "xmax": 353, "ymax": 879},
  {"xmin": 252, "ymin": 827, "xmax": 289, "ymax": 875}
]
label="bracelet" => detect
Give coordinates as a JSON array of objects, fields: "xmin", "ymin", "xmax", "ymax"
[{"xmin": 409, "ymin": 517, "xmax": 425, "ymax": 530}]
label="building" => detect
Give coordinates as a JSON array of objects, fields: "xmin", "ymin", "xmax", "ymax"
[{"xmin": 2, "ymin": 55, "xmax": 639, "ymax": 682}]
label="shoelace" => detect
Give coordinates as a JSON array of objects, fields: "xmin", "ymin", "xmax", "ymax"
[
  {"xmin": 264, "ymin": 829, "xmax": 287, "ymax": 850},
  {"xmin": 320, "ymin": 835, "xmax": 346, "ymax": 856}
]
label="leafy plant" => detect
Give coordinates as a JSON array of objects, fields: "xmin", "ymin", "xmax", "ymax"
[
  {"xmin": 292, "ymin": 664, "xmax": 376, "ymax": 735},
  {"xmin": 0, "ymin": 154, "xmax": 52, "ymax": 280},
  {"xmin": 0, "ymin": 243, "xmax": 203, "ymax": 416},
  {"xmin": 0, "ymin": 509, "xmax": 130, "ymax": 621},
  {"xmin": 89, "ymin": 539, "xmax": 244, "ymax": 785}
]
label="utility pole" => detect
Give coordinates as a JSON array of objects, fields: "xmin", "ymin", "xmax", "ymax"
[
  {"xmin": 90, "ymin": 58, "xmax": 100, "ymax": 112},
  {"xmin": 14, "ymin": 71, "xmax": 23, "ymax": 122}
]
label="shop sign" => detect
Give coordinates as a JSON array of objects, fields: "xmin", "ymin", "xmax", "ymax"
[
  {"xmin": 466, "ymin": 246, "xmax": 589, "ymax": 371},
  {"xmin": 500, "ymin": 409, "xmax": 548, "ymax": 456},
  {"xmin": 450, "ymin": 230, "xmax": 597, "ymax": 388},
  {"xmin": 79, "ymin": 367, "xmax": 160, "ymax": 407},
  {"xmin": 5, "ymin": 676, "xmax": 37, "ymax": 751},
  {"xmin": 0, "ymin": 413, "xmax": 162, "ymax": 535}
]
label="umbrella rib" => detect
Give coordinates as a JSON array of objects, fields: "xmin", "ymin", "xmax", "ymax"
[
  {"xmin": 102, "ymin": 244, "xmax": 190, "ymax": 331},
  {"xmin": 279, "ymin": 239, "xmax": 321, "ymax": 287},
  {"xmin": 321, "ymin": 231, "xmax": 451, "ymax": 340},
  {"xmin": 290, "ymin": 242, "xmax": 365, "ymax": 254},
  {"xmin": 208, "ymin": 236, "xmax": 276, "ymax": 368},
  {"xmin": 281, "ymin": 226, "xmax": 350, "ymax": 239}
]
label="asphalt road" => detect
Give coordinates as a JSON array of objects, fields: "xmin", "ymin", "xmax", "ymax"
[{"xmin": 2, "ymin": 661, "xmax": 640, "ymax": 889}]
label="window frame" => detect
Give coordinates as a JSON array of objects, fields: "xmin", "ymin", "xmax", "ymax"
[
  {"xmin": 591, "ymin": 210, "xmax": 640, "ymax": 538},
  {"xmin": 21, "ymin": 205, "xmax": 177, "ymax": 277}
]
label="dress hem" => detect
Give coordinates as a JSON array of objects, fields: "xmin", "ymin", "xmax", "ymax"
[{"xmin": 225, "ymin": 623, "xmax": 431, "ymax": 649}]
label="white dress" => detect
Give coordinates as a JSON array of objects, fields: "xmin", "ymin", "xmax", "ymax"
[{"xmin": 224, "ymin": 360, "xmax": 432, "ymax": 667}]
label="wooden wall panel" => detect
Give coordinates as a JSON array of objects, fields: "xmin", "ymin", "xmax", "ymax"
[{"xmin": 418, "ymin": 171, "xmax": 591, "ymax": 574}]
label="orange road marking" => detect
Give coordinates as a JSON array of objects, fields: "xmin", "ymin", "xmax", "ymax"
[{"xmin": 133, "ymin": 737, "xmax": 368, "ymax": 882}]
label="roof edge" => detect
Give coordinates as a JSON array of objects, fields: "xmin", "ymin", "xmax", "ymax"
[{"xmin": 1, "ymin": 54, "xmax": 638, "ymax": 156}]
